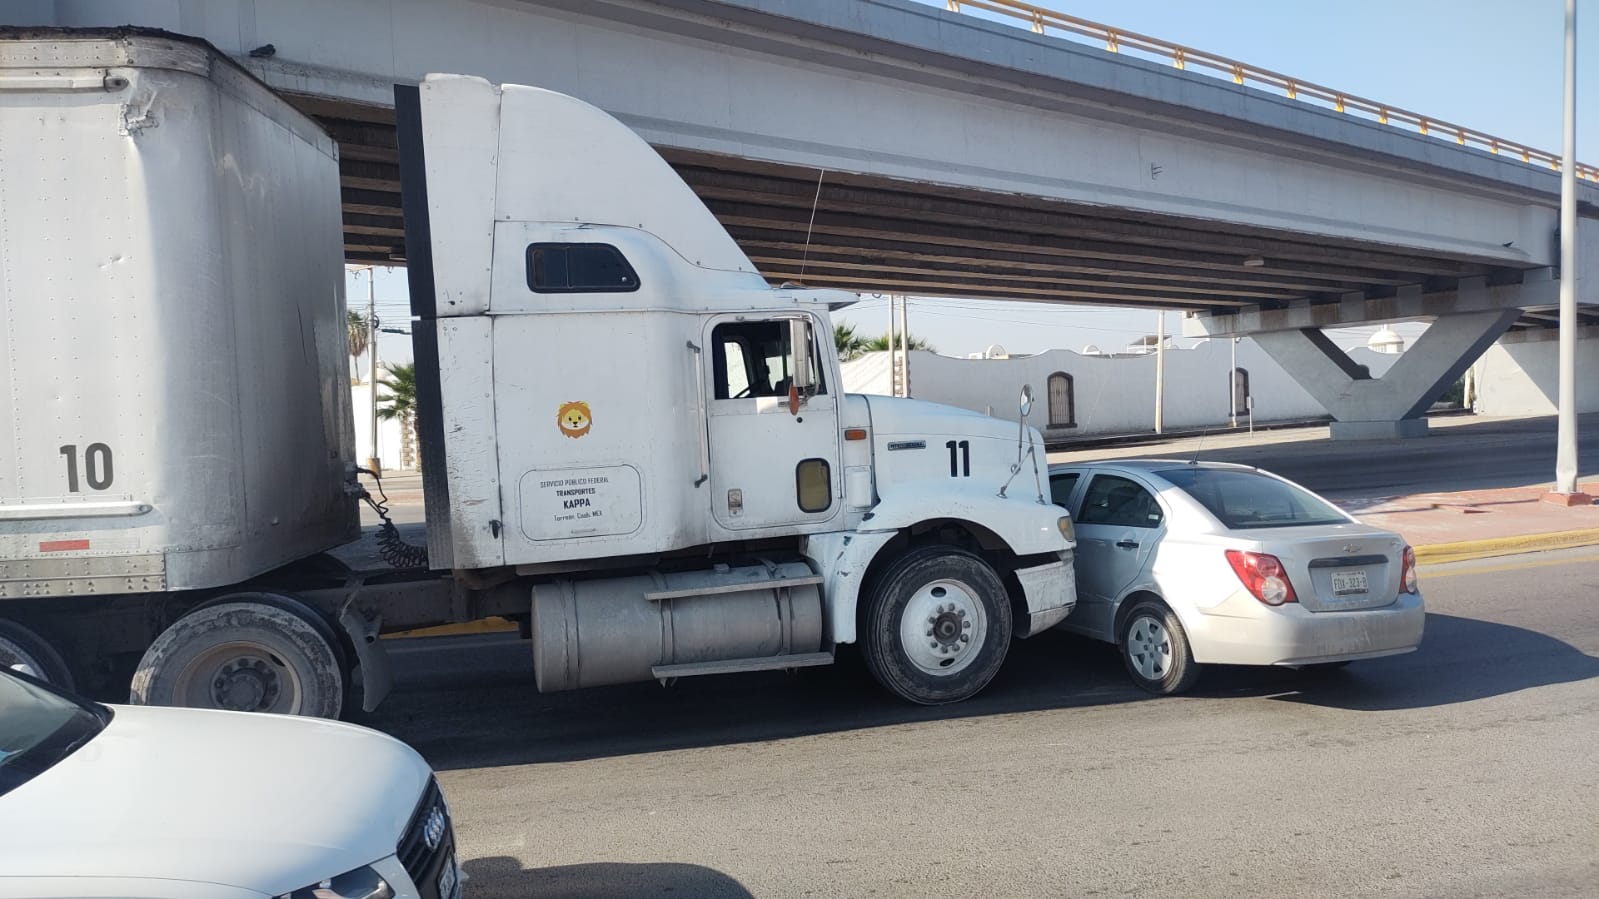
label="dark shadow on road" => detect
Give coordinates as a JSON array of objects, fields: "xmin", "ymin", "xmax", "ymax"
[
  {"xmin": 362, "ymin": 610, "xmax": 1599, "ymax": 770},
  {"xmin": 360, "ymin": 629, "xmax": 1142, "ymax": 770},
  {"xmin": 463, "ymin": 856, "xmax": 753, "ymax": 899},
  {"xmin": 1188, "ymin": 612, "xmax": 1599, "ymax": 711}
]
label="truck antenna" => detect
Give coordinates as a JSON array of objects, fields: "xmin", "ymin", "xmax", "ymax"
[{"xmin": 798, "ymin": 168, "xmax": 826, "ymax": 281}]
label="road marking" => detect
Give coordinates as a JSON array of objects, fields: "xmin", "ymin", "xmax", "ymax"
[{"xmin": 1422, "ymin": 553, "xmax": 1599, "ymax": 579}]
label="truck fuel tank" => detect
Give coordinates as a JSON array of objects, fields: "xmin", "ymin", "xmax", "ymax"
[{"xmin": 530, "ymin": 562, "xmax": 825, "ymax": 692}]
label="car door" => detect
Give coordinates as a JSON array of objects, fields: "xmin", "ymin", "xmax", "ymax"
[{"xmin": 1069, "ymin": 472, "xmax": 1165, "ymax": 640}]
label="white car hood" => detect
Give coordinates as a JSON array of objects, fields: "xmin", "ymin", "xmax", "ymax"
[{"xmin": 0, "ymin": 704, "xmax": 432, "ymax": 897}]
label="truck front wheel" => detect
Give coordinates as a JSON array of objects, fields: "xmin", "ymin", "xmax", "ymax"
[
  {"xmin": 130, "ymin": 595, "xmax": 345, "ymax": 718},
  {"xmin": 861, "ymin": 546, "xmax": 1012, "ymax": 705}
]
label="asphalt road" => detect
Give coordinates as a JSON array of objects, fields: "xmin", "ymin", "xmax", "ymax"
[
  {"xmin": 1052, "ymin": 413, "xmax": 1599, "ymax": 498},
  {"xmin": 361, "ymin": 548, "xmax": 1599, "ymax": 899}
]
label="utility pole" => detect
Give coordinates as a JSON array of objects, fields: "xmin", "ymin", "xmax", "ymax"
[
  {"xmin": 1153, "ymin": 310, "xmax": 1165, "ymax": 434},
  {"xmin": 887, "ymin": 295, "xmax": 900, "ymax": 397},
  {"xmin": 367, "ymin": 267, "xmax": 381, "ymax": 474},
  {"xmin": 1548, "ymin": 0, "xmax": 1589, "ymax": 505},
  {"xmin": 897, "ymin": 294, "xmax": 911, "ymax": 398}
]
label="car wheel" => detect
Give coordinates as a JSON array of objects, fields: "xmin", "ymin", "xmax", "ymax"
[
  {"xmin": 0, "ymin": 618, "xmax": 75, "ymax": 689},
  {"xmin": 861, "ymin": 545, "xmax": 1013, "ymax": 705},
  {"xmin": 1118, "ymin": 598, "xmax": 1199, "ymax": 695},
  {"xmin": 130, "ymin": 596, "xmax": 345, "ymax": 718}
]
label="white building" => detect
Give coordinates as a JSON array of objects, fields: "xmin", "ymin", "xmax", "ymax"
[{"xmin": 843, "ymin": 339, "xmax": 1400, "ymax": 439}]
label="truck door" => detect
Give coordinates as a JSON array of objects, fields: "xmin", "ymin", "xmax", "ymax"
[{"xmin": 705, "ymin": 314, "xmax": 841, "ymax": 531}]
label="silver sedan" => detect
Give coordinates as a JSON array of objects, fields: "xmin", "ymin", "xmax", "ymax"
[{"xmin": 1049, "ymin": 460, "xmax": 1424, "ymax": 694}]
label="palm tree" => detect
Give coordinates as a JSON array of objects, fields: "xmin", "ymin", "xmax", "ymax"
[
  {"xmin": 834, "ymin": 322, "xmax": 869, "ymax": 361},
  {"xmin": 376, "ymin": 362, "xmax": 416, "ymax": 425},
  {"xmin": 347, "ymin": 310, "xmax": 370, "ymax": 383},
  {"xmin": 377, "ymin": 362, "xmax": 419, "ymax": 469},
  {"xmin": 864, "ymin": 331, "xmax": 936, "ymax": 354}
]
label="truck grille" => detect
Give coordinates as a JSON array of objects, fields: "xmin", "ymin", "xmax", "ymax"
[{"xmin": 398, "ymin": 777, "xmax": 455, "ymax": 898}]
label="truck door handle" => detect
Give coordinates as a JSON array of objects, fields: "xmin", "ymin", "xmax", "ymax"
[{"xmin": 1115, "ymin": 540, "xmax": 1139, "ymax": 549}]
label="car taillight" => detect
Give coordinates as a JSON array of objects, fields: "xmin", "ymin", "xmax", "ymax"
[
  {"xmin": 1400, "ymin": 545, "xmax": 1418, "ymax": 594},
  {"xmin": 1225, "ymin": 550, "xmax": 1298, "ymax": 605}
]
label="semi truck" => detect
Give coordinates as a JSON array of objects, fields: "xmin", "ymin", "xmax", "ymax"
[{"xmin": 0, "ymin": 28, "xmax": 1077, "ymax": 717}]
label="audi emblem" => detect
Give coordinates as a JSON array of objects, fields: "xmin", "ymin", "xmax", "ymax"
[{"xmin": 423, "ymin": 806, "xmax": 447, "ymax": 851}]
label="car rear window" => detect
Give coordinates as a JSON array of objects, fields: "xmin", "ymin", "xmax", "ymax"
[{"xmin": 1156, "ymin": 467, "xmax": 1347, "ymax": 529}]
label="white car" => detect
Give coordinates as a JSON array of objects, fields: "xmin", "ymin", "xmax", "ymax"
[
  {"xmin": 1049, "ymin": 460, "xmax": 1425, "ymax": 694},
  {"xmin": 0, "ymin": 668, "xmax": 462, "ymax": 899}
]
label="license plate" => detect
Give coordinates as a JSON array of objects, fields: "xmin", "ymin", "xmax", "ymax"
[
  {"xmin": 1330, "ymin": 569, "xmax": 1368, "ymax": 596},
  {"xmin": 438, "ymin": 852, "xmax": 461, "ymax": 899}
]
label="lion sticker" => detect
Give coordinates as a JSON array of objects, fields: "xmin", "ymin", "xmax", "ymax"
[{"xmin": 558, "ymin": 401, "xmax": 592, "ymax": 438}]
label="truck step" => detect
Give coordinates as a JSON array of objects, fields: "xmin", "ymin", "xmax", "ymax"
[{"xmin": 651, "ymin": 651, "xmax": 834, "ymax": 680}]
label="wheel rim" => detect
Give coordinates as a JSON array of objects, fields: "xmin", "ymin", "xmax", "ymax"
[
  {"xmin": 899, "ymin": 578, "xmax": 988, "ymax": 676},
  {"xmin": 173, "ymin": 641, "xmax": 305, "ymax": 713},
  {"xmin": 0, "ymin": 635, "xmax": 50, "ymax": 681},
  {"xmin": 1125, "ymin": 614, "xmax": 1172, "ymax": 682}
]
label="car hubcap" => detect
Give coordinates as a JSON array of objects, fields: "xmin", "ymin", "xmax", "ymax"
[
  {"xmin": 900, "ymin": 579, "xmax": 987, "ymax": 676},
  {"xmin": 1126, "ymin": 615, "xmax": 1171, "ymax": 682}
]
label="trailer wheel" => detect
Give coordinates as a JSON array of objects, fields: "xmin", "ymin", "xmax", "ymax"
[
  {"xmin": 130, "ymin": 597, "xmax": 344, "ymax": 718},
  {"xmin": 861, "ymin": 545, "xmax": 1012, "ymax": 705},
  {"xmin": 0, "ymin": 619, "xmax": 75, "ymax": 690}
]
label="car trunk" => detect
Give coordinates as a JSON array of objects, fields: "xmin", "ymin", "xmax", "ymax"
[{"xmin": 1228, "ymin": 524, "xmax": 1405, "ymax": 612}]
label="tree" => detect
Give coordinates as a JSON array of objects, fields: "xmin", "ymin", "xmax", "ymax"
[
  {"xmin": 376, "ymin": 362, "xmax": 417, "ymax": 425},
  {"xmin": 347, "ymin": 310, "xmax": 370, "ymax": 382},
  {"xmin": 864, "ymin": 331, "xmax": 936, "ymax": 354},
  {"xmin": 834, "ymin": 322, "xmax": 869, "ymax": 361}
]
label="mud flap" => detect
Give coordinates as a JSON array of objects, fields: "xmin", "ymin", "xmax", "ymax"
[{"xmin": 339, "ymin": 608, "xmax": 393, "ymax": 712}]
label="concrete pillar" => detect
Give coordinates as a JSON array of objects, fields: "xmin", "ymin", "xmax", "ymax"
[{"xmin": 1252, "ymin": 308, "xmax": 1521, "ymax": 439}]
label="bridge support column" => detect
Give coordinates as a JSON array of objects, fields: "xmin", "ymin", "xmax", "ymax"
[{"xmin": 1252, "ymin": 309, "xmax": 1522, "ymax": 439}]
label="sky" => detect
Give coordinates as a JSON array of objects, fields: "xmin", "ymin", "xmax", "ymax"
[{"xmin": 359, "ymin": 0, "xmax": 1596, "ymax": 364}]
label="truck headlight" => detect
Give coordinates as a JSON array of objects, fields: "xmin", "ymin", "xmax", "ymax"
[
  {"xmin": 1057, "ymin": 516, "xmax": 1074, "ymax": 543},
  {"xmin": 280, "ymin": 867, "xmax": 393, "ymax": 899}
]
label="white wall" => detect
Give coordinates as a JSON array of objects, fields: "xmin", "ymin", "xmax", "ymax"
[
  {"xmin": 1473, "ymin": 326, "xmax": 1599, "ymax": 416},
  {"xmin": 843, "ymin": 339, "xmax": 1400, "ymax": 436}
]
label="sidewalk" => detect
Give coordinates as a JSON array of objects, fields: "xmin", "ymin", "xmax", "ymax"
[{"xmin": 1342, "ymin": 483, "xmax": 1599, "ymax": 564}]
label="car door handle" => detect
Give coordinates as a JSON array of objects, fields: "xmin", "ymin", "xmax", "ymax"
[{"xmin": 1116, "ymin": 540, "xmax": 1139, "ymax": 549}]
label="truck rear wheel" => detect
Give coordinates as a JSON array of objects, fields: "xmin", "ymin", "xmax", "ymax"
[
  {"xmin": 0, "ymin": 619, "xmax": 75, "ymax": 689},
  {"xmin": 861, "ymin": 546, "xmax": 1012, "ymax": 705},
  {"xmin": 130, "ymin": 595, "xmax": 345, "ymax": 718}
]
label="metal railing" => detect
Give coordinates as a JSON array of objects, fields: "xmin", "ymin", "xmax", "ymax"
[{"xmin": 945, "ymin": 0, "xmax": 1599, "ymax": 182}]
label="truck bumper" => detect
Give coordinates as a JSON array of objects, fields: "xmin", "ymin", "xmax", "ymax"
[{"xmin": 1014, "ymin": 554, "xmax": 1077, "ymax": 638}]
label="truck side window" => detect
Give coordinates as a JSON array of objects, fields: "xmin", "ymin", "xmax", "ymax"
[
  {"xmin": 526, "ymin": 243, "xmax": 639, "ymax": 292},
  {"xmin": 711, "ymin": 321, "xmax": 826, "ymax": 400}
]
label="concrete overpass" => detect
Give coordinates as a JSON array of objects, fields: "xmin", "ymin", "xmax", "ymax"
[{"xmin": 6, "ymin": 0, "xmax": 1597, "ymax": 436}]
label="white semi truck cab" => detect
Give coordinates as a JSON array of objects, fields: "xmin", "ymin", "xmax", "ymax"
[{"xmin": 0, "ymin": 30, "xmax": 1075, "ymax": 713}]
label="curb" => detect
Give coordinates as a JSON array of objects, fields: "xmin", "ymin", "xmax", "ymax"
[{"xmin": 1414, "ymin": 527, "xmax": 1599, "ymax": 565}]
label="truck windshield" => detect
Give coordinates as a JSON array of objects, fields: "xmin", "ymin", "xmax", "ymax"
[
  {"xmin": 1156, "ymin": 467, "xmax": 1348, "ymax": 529},
  {"xmin": 0, "ymin": 669, "xmax": 108, "ymax": 797}
]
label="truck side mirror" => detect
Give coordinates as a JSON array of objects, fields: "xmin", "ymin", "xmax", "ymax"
[
  {"xmin": 1019, "ymin": 384, "xmax": 1033, "ymax": 418},
  {"xmin": 789, "ymin": 318, "xmax": 815, "ymax": 391}
]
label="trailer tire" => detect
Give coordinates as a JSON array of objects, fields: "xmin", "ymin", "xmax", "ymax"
[
  {"xmin": 130, "ymin": 598, "xmax": 344, "ymax": 718},
  {"xmin": 861, "ymin": 545, "xmax": 1012, "ymax": 705},
  {"xmin": 0, "ymin": 619, "xmax": 75, "ymax": 690}
]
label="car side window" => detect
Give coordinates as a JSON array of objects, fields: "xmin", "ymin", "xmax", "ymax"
[
  {"xmin": 1049, "ymin": 472, "xmax": 1080, "ymax": 508},
  {"xmin": 1077, "ymin": 474, "xmax": 1164, "ymax": 529}
]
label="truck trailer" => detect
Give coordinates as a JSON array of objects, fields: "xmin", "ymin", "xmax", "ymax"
[{"xmin": 0, "ymin": 28, "xmax": 1076, "ymax": 717}]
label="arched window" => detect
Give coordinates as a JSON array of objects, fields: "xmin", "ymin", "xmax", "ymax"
[
  {"xmin": 1231, "ymin": 367, "xmax": 1250, "ymax": 417},
  {"xmin": 1047, "ymin": 372, "xmax": 1075, "ymax": 428}
]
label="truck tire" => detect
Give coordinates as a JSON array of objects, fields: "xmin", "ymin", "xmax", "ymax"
[
  {"xmin": 861, "ymin": 545, "xmax": 1012, "ymax": 705},
  {"xmin": 0, "ymin": 619, "xmax": 75, "ymax": 690},
  {"xmin": 130, "ymin": 597, "xmax": 345, "ymax": 718}
]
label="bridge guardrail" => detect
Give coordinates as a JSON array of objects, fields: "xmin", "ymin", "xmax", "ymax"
[{"xmin": 945, "ymin": 0, "xmax": 1598, "ymax": 183}]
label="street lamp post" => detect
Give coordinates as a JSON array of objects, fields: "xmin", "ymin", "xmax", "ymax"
[{"xmin": 365, "ymin": 267, "xmax": 381, "ymax": 475}]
